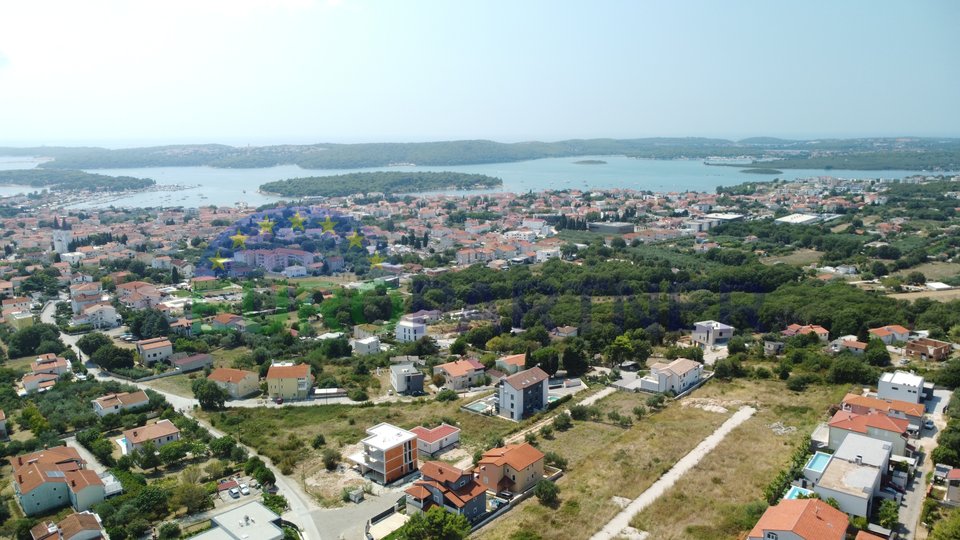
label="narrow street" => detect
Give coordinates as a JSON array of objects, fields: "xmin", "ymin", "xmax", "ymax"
[{"xmin": 899, "ymin": 389, "xmax": 952, "ymax": 540}]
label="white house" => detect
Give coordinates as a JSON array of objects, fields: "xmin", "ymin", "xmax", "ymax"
[
  {"xmin": 410, "ymin": 423, "xmax": 461, "ymax": 456},
  {"xmin": 72, "ymin": 304, "xmax": 121, "ymax": 330},
  {"xmin": 122, "ymin": 420, "xmax": 181, "ymax": 454},
  {"xmin": 350, "ymin": 336, "xmax": 381, "ymax": 356},
  {"xmin": 395, "ymin": 320, "xmax": 426, "ymax": 343},
  {"xmin": 433, "ymin": 359, "xmax": 485, "ymax": 390},
  {"xmin": 638, "ymin": 358, "xmax": 703, "ymax": 394},
  {"xmin": 92, "ymin": 390, "xmax": 150, "ymax": 417},
  {"xmin": 828, "ymin": 410, "xmax": 911, "ymax": 456},
  {"xmin": 691, "ymin": 320, "xmax": 734, "ymax": 347},
  {"xmin": 535, "ymin": 247, "xmax": 561, "ymax": 263},
  {"xmin": 878, "ymin": 371, "xmax": 925, "ymax": 404},
  {"xmin": 868, "ymin": 324, "xmax": 910, "ymax": 345},
  {"xmin": 812, "ymin": 457, "xmax": 881, "ymax": 518},
  {"xmin": 282, "ymin": 265, "xmax": 307, "ymax": 278},
  {"xmin": 135, "ymin": 337, "xmax": 173, "ymax": 365}
]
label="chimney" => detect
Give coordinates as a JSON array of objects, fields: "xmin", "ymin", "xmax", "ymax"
[
  {"xmin": 71, "ymin": 480, "xmax": 76, "ymax": 487},
  {"xmin": 855, "ymin": 455, "xmax": 863, "ymax": 466}
]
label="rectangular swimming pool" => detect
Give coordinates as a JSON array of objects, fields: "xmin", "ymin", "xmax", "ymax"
[
  {"xmin": 805, "ymin": 452, "xmax": 832, "ymax": 473},
  {"xmin": 783, "ymin": 485, "xmax": 814, "ymax": 500},
  {"xmin": 465, "ymin": 402, "xmax": 490, "ymax": 413}
]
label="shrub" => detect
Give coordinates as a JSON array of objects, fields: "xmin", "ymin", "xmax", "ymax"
[
  {"xmin": 436, "ymin": 389, "xmax": 458, "ymax": 402},
  {"xmin": 312, "ymin": 434, "xmax": 326, "ymax": 449},
  {"xmin": 569, "ymin": 405, "xmax": 588, "ymax": 421},
  {"xmin": 322, "ymin": 448, "xmax": 341, "ymax": 471},
  {"xmin": 552, "ymin": 414, "xmax": 572, "ymax": 431}
]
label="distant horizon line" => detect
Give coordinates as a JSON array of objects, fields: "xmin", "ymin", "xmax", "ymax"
[{"xmin": 2, "ymin": 134, "xmax": 960, "ymax": 150}]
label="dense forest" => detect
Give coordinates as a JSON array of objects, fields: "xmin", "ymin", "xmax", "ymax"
[
  {"xmin": 3, "ymin": 137, "xmax": 959, "ymax": 171},
  {"xmin": 0, "ymin": 169, "xmax": 154, "ymax": 191},
  {"xmin": 259, "ymin": 171, "xmax": 502, "ymax": 197}
]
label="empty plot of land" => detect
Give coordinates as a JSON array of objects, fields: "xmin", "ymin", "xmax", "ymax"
[
  {"xmin": 760, "ymin": 249, "xmax": 822, "ymax": 266},
  {"xmin": 590, "ymin": 406, "xmax": 756, "ymax": 540},
  {"xmin": 890, "ymin": 288, "xmax": 960, "ymax": 302},
  {"xmin": 628, "ymin": 380, "xmax": 849, "ymax": 540},
  {"xmin": 474, "ymin": 392, "xmax": 732, "ymax": 540}
]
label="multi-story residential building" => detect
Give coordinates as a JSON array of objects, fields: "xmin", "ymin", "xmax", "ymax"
[
  {"xmin": 91, "ymin": 390, "xmax": 149, "ymax": 417},
  {"xmin": 350, "ymin": 336, "xmax": 380, "ymax": 356},
  {"xmin": 390, "ymin": 363, "xmax": 425, "ymax": 395},
  {"xmin": 691, "ymin": 320, "xmax": 734, "ymax": 347},
  {"xmin": 433, "ymin": 359, "xmax": 485, "ymax": 390},
  {"xmin": 637, "ymin": 358, "xmax": 703, "ymax": 394},
  {"xmin": 31, "ymin": 354, "xmax": 71, "ymax": 376},
  {"xmin": 828, "ymin": 410, "xmax": 911, "ymax": 456},
  {"xmin": 497, "ymin": 366, "xmax": 549, "ymax": 421},
  {"xmin": 404, "ymin": 461, "xmax": 486, "ymax": 522},
  {"xmin": 265, "ymin": 362, "xmax": 313, "ymax": 401},
  {"xmin": 476, "ymin": 442, "xmax": 545, "ymax": 494},
  {"xmin": 9, "ymin": 447, "xmax": 105, "ymax": 517},
  {"xmin": 207, "ymin": 368, "xmax": 259, "ymax": 399},
  {"xmin": 135, "ymin": 337, "xmax": 173, "ymax": 365},
  {"xmin": 878, "ymin": 371, "xmax": 925, "ymax": 404},
  {"xmin": 840, "ymin": 393, "xmax": 925, "ymax": 428},
  {"xmin": 122, "ymin": 420, "xmax": 181, "ymax": 454},
  {"xmin": 395, "ymin": 320, "xmax": 426, "ymax": 343},
  {"xmin": 348, "ymin": 423, "xmax": 418, "ymax": 484},
  {"xmin": 71, "ymin": 303, "xmax": 121, "ymax": 330}
]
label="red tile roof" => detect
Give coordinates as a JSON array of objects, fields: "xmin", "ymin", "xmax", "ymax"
[
  {"xmin": 266, "ymin": 363, "xmax": 311, "ymax": 380},
  {"xmin": 410, "ymin": 423, "xmax": 460, "ymax": 444},
  {"xmin": 828, "ymin": 410, "xmax": 910, "ymax": 435},
  {"xmin": 748, "ymin": 499, "xmax": 847, "ymax": 540},
  {"xmin": 208, "ymin": 368, "xmax": 256, "ymax": 384},
  {"xmin": 478, "ymin": 443, "xmax": 544, "ymax": 471}
]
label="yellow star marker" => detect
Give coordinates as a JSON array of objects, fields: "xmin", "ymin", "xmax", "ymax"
[
  {"xmin": 369, "ymin": 253, "xmax": 385, "ymax": 267},
  {"xmin": 230, "ymin": 232, "xmax": 248, "ymax": 249},
  {"xmin": 258, "ymin": 217, "xmax": 275, "ymax": 235},
  {"xmin": 320, "ymin": 215, "xmax": 337, "ymax": 233},
  {"xmin": 347, "ymin": 231, "xmax": 364, "ymax": 248},
  {"xmin": 209, "ymin": 250, "xmax": 227, "ymax": 271},
  {"xmin": 290, "ymin": 212, "xmax": 306, "ymax": 231}
]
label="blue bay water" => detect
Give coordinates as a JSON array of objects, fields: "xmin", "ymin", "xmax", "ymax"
[{"xmin": 0, "ymin": 155, "xmax": 953, "ymax": 208}]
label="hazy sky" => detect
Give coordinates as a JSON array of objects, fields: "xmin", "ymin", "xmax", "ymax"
[{"xmin": 0, "ymin": 0, "xmax": 957, "ymax": 147}]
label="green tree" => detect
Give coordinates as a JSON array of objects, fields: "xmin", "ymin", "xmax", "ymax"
[
  {"xmin": 135, "ymin": 441, "xmax": 161, "ymax": 471},
  {"xmin": 76, "ymin": 332, "xmax": 112, "ymax": 356},
  {"xmin": 397, "ymin": 506, "xmax": 471, "ymax": 540},
  {"xmin": 932, "ymin": 508, "xmax": 960, "ymax": 540},
  {"xmin": 170, "ymin": 482, "xmax": 209, "ymax": 514},
  {"xmin": 159, "ymin": 441, "xmax": 188, "ymax": 467},
  {"xmin": 534, "ymin": 479, "xmax": 560, "ymax": 505},
  {"xmin": 192, "ymin": 378, "xmax": 228, "ymax": 411},
  {"xmin": 878, "ymin": 499, "xmax": 899, "ymax": 529},
  {"xmin": 865, "ymin": 338, "xmax": 891, "ymax": 367}
]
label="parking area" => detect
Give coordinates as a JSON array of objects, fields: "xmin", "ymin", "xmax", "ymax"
[{"xmin": 214, "ymin": 475, "xmax": 263, "ymax": 508}]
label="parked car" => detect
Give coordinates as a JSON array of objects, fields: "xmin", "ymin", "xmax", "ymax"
[
  {"xmin": 497, "ymin": 490, "xmax": 513, "ymax": 500},
  {"xmin": 924, "ymin": 419, "xmax": 935, "ymax": 430},
  {"xmin": 228, "ymin": 487, "xmax": 240, "ymax": 499},
  {"xmin": 274, "ymin": 397, "xmax": 284, "ymax": 405},
  {"xmin": 239, "ymin": 483, "xmax": 250, "ymax": 495}
]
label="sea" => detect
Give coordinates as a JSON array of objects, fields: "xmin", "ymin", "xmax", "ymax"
[{"xmin": 0, "ymin": 154, "xmax": 952, "ymax": 208}]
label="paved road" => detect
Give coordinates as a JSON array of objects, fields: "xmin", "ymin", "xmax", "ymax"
[
  {"xmin": 43, "ymin": 302, "xmax": 323, "ymax": 539},
  {"xmin": 589, "ymin": 406, "xmax": 757, "ymax": 540},
  {"xmin": 899, "ymin": 389, "xmax": 952, "ymax": 540}
]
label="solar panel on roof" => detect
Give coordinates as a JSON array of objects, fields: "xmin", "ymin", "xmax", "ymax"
[{"xmin": 48, "ymin": 471, "xmax": 65, "ymax": 478}]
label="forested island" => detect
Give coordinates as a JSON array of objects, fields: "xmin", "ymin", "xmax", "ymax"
[
  {"xmin": 3, "ymin": 136, "xmax": 959, "ymax": 171},
  {"xmin": 259, "ymin": 171, "xmax": 502, "ymax": 197},
  {"xmin": 0, "ymin": 169, "xmax": 154, "ymax": 191},
  {"xmin": 574, "ymin": 159, "xmax": 607, "ymax": 165}
]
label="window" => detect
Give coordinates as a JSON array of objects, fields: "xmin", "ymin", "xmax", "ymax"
[{"xmin": 765, "ymin": 533, "xmax": 778, "ymax": 540}]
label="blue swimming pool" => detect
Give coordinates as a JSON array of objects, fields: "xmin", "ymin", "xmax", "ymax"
[
  {"xmin": 805, "ymin": 452, "xmax": 832, "ymax": 473},
  {"xmin": 783, "ymin": 485, "xmax": 814, "ymax": 500}
]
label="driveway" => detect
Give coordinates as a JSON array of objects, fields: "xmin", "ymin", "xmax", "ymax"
[
  {"xmin": 898, "ymin": 389, "xmax": 952, "ymax": 540},
  {"xmin": 63, "ymin": 436, "xmax": 108, "ymax": 474},
  {"xmin": 312, "ymin": 492, "xmax": 402, "ymax": 540}
]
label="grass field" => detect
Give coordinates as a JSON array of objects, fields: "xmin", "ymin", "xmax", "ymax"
[
  {"xmin": 894, "ymin": 261, "xmax": 960, "ymax": 282},
  {"xmin": 143, "ymin": 372, "xmax": 199, "ymax": 398},
  {"xmin": 760, "ymin": 249, "xmax": 822, "ymax": 267},
  {"xmin": 474, "ymin": 391, "xmax": 732, "ymax": 540},
  {"xmin": 890, "ymin": 289, "xmax": 960, "ymax": 302},
  {"xmin": 627, "ymin": 379, "xmax": 849, "ymax": 540}
]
